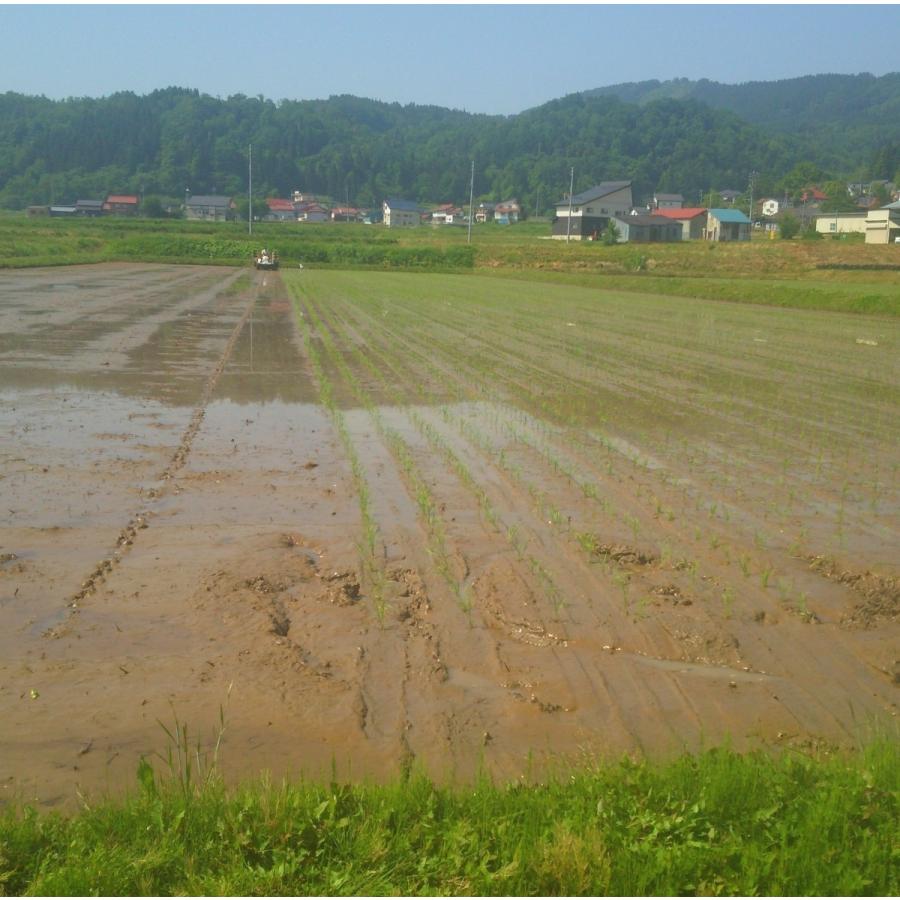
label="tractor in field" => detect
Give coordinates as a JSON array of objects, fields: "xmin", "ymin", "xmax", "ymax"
[{"xmin": 254, "ymin": 248, "xmax": 279, "ymax": 270}]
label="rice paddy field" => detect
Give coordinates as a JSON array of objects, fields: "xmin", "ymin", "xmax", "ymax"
[{"xmin": 0, "ymin": 236, "xmax": 898, "ymax": 893}]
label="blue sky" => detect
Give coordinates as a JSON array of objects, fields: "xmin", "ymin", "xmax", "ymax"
[{"xmin": 1, "ymin": 4, "xmax": 898, "ymax": 114}]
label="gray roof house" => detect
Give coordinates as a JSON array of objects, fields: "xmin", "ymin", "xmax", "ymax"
[
  {"xmin": 653, "ymin": 192, "xmax": 684, "ymax": 209},
  {"xmin": 383, "ymin": 198, "xmax": 420, "ymax": 227},
  {"xmin": 185, "ymin": 195, "xmax": 234, "ymax": 221},
  {"xmin": 552, "ymin": 181, "xmax": 633, "ymax": 239}
]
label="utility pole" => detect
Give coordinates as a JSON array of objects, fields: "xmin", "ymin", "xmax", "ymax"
[
  {"xmin": 748, "ymin": 169, "xmax": 757, "ymax": 242},
  {"xmin": 467, "ymin": 159, "xmax": 475, "ymax": 245},
  {"xmin": 248, "ymin": 144, "xmax": 253, "ymax": 236},
  {"xmin": 566, "ymin": 167, "xmax": 574, "ymax": 243}
]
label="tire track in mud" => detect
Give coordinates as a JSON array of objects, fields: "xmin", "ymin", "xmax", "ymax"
[{"xmin": 48, "ymin": 269, "xmax": 256, "ymax": 632}]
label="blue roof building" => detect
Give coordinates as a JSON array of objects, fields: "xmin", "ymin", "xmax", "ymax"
[{"xmin": 707, "ymin": 208, "xmax": 751, "ymax": 241}]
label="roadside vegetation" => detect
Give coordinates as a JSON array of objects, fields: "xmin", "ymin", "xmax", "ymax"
[{"xmin": 1, "ymin": 737, "xmax": 896, "ymax": 896}]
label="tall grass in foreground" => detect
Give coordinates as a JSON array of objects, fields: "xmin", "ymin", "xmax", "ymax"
[{"xmin": 1, "ymin": 741, "xmax": 896, "ymax": 896}]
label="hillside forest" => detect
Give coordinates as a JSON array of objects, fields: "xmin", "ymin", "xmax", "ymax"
[{"xmin": 1, "ymin": 73, "xmax": 898, "ymax": 211}]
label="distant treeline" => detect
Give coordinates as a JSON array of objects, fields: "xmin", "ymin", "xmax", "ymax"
[{"xmin": 1, "ymin": 80, "xmax": 897, "ymax": 212}]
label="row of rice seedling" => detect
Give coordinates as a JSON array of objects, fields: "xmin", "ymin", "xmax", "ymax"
[
  {"xmin": 297, "ymin": 273, "xmax": 873, "ymax": 639},
  {"xmin": 288, "ymin": 290, "xmax": 387, "ymax": 622},
  {"xmin": 290, "ymin": 280, "xmax": 470, "ymax": 613}
]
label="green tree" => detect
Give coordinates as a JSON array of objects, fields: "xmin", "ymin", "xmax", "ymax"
[
  {"xmin": 820, "ymin": 180, "xmax": 857, "ymax": 213},
  {"xmin": 779, "ymin": 212, "xmax": 800, "ymax": 239},
  {"xmin": 141, "ymin": 195, "xmax": 166, "ymax": 218},
  {"xmin": 234, "ymin": 196, "xmax": 270, "ymax": 222},
  {"xmin": 601, "ymin": 220, "xmax": 621, "ymax": 245}
]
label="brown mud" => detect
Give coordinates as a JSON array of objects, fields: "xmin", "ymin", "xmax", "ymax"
[{"xmin": 1, "ymin": 264, "xmax": 897, "ymax": 809}]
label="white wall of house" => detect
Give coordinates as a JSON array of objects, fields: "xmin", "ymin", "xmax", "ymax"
[
  {"xmin": 864, "ymin": 209, "xmax": 900, "ymax": 244},
  {"xmin": 815, "ymin": 214, "xmax": 867, "ymax": 236},
  {"xmin": 384, "ymin": 206, "xmax": 419, "ymax": 227}
]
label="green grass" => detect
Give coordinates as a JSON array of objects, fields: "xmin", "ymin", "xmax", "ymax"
[{"xmin": 1, "ymin": 740, "xmax": 896, "ymax": 895}]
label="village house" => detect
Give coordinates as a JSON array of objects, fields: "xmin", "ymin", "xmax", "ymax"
[
  {"xmin": 185, "ymin": 195, "xmax": 234, "ymax": 221},
  {"xmin": 652, "ymin": 192, "xmax": 683, "ymax": 210},
  {"xmin": 331, "ymin": 207, "xmax": 361, "ymax": 222},
  {"xmin": 383, "ymin": 198, "xmax": 420, "ymax": 228},
  {"xmin": 431, "ymin": 204, "xmax": 463, "ymax": 225},
  {"xmin": 552, "ymin": 181, "xmax": 633, "ymax": 240},
  {"xmin": 295, "ymin": 201, "xmax": 329, "ymax": 223},
  {"xmin": 264, "ymin": 198, "xmax": 296, "ymax": 222},
  {"xmin": 706, "ymin": 208, "xmax": 751, "ymax": 241},
  {"xmin": 475, "ymin": 202, "xmax": 495, "ymax": 223},
  {"xmin": 650, "ymin": 207, "xmax": 708, "ymax": 240},
  {"xmin": 612, "ymin": 214, "xmax": 681, "ymax": 243},
  {"xmin": 495, "ymin": 199, "xmax": 521, "ymax": 224},
  {"xmin": 718, "ymin": 189, "xmax": 741, "ymax": 205},
  {"xmin": 103, "ymin": 194, "xmax": 140, "ymax": 215}
]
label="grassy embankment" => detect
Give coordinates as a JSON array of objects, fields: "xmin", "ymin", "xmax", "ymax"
[
  {"xmin": 1, "ymin": 212, "xmax": 898, "ymax": 316},
  {"xmin": 1, "ymin": 738, "xmax": 897, "ymax": 896}
]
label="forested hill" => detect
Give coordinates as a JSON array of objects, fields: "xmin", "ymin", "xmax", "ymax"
[
  {"xmin": 0, "ymin": 78, "xmax": 897, "ymax": 211},
  {"xmin": 584, "ymin": 73, "xmax": 900, "ymax": 164}
]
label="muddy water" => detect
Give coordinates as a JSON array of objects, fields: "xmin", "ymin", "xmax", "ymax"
[{"xmin": 0, "ymin": 265, "xmax": 346, "ymax": 806}]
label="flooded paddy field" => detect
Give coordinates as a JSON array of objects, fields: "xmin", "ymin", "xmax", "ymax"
[{"xmin": 1, "ymin": 264, "xmax": 897, "ymax": 807}]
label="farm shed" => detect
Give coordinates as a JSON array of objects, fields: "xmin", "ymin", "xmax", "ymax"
[
  {"xmin": 650, "ymin": 207, "xmax": 708, "ymax": 240},
  {"xmin": 612, "ymin": 214, "xmax": 682, "ymax": 243},
  {"xmin": 706, "ymin": 208, "xmax": 751, "ymax": 241}
]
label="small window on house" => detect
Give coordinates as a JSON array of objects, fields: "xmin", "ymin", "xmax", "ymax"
[{"xmin": 829, "ymin": 222, "xmax": 837, "ymax": 232}]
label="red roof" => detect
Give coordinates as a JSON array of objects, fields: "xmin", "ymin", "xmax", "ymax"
[
  {"xmin": 651, "ymin": 207, "xmax": 707, "ymax": 220},
  {"xmin": 266, "ymin": 198, "xmax": 295, "ymax": 211},
  {"xmin": 105, "ymin": 194, "xmax": 138, "ymax": 204}
]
